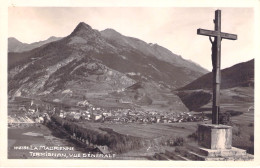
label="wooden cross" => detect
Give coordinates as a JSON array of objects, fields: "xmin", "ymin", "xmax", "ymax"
[{"xmin": 197, "ymin": 10, "xmax": 237, "ymax": 124}]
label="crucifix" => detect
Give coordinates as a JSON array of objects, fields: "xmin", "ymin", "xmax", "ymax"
[{"xmin": 197, "ymin": 10, "xmax": 237, "ymax": 124}]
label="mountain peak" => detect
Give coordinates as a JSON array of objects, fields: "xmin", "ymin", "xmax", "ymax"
[
  {"xmin": 70, "ymin": 22, "xmax": 97, "ymax": 37},
  {"xmin": 77, "ymin": 22, "xmax": 92, "ymax": 30}
]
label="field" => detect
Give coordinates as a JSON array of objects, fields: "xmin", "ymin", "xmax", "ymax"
[
  {"xmin": 73, "ymin": 121, "xmax": 208, "ymax": 159},
  {"xmin": 79, "ymin": 121, "xmax": 206, "ymax": 139},
  {"xmin": 228, "ymin": 102, "xmax": 254, "ymax": 153}
]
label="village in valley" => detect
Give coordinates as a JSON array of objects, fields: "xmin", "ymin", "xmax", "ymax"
[{"xmin": 9, "ymin": 97, "xmax": 209, "ymax": 126}]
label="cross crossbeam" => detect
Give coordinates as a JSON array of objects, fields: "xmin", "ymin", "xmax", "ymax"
[
  {"xmin": 197, "ymin": 10, "xmax": 237, "ymax": 124},
  {"xmin": 197, "ymin": 29, "xmax": 237, "ymax": 40}
]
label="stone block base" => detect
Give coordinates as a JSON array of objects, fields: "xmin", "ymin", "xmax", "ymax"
[
  {"xmin": 198, "ymin": 124, "xmax": 232, "ymax": 150},
  {"xmin": 187, "ymin": 144, "xmax": 247, "ymax": 157},
  {"xmin": 165, "ymin": 145, "xmax": 254, "ymax": 161},
  {"xmin": 161, "ymin": 123, "xmax": 254, "ymax": 161}
]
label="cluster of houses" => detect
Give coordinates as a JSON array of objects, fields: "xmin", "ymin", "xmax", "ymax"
[
  {"xmin": 57, "ymin": 100, "xmax": 208, "ymax": 124},
  {"xmin": 18, "ymin": 99, "xmax": 208, "ymax": 125},
  {"xmin": 18, "ymin": 100, "xmax": 52, "ymax": 124}
]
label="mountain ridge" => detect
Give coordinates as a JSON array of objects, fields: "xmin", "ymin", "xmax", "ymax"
[
  {"xmin": 8, "ymin": 36, "xmax": 62, "ymax": 53},
  {"xmin": 176, "ymin": 59, "xmax": 254, "ymax": 111},
  {"xmin": 100, "ymin": 28, "xmax": 208, "ymax": 74},
  {"xmin": 8, "ymin": 22, "xmax": 209, "ymax": 112},
  {"xmin": 178, "ymin": 59, "xmax": 254, "ymax": 91}
]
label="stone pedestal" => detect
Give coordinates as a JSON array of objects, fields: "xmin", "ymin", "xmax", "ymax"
[
  {"xmin": 166, "ymin": 123, "xmax": 253, "ymax": 161},
  {"xmin": 198, "ymin": 124, "xmax": 232, "ymax": 150}
]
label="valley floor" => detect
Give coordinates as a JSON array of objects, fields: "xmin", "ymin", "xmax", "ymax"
[{"xmin": 7, "ymin": 89, "xmax": 254, "ymax": 159}]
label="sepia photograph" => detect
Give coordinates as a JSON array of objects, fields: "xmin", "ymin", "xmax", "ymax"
[{"xmin": 1, "ymin": 0, "xmax": 259, "ymax": 167}]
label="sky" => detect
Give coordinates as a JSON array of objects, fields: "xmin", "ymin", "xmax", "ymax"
[{"xmin": 8, "ymin": 7, "xmax": 255, "ymax": 70}]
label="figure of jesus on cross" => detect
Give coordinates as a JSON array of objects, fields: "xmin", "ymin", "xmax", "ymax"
[{"xmin": 197, "ymin": 10, "xmax": 237, "ymax": 124}]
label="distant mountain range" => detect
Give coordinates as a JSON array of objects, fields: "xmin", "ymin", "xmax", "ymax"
[
  {"xmin": 177, "ymin": 59, "xmax": 254, "ymax": 111},
  {"xmin": 8, "ymin": 22, "xmax": 209, "ymax": 112},
  {"xmin": 8, "ymin": 36, "xmax": 62, "ymax": 53},
  {"xmin": 179, "ymin": 59, "xmax": 254, "ymax": 90}
]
